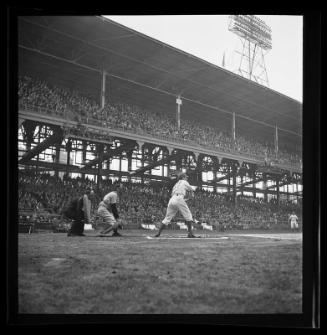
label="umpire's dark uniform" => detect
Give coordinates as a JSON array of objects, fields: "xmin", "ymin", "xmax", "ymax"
[
  {"xmin": 67, "ymin": 197, "xmax": 85, "ymax": 236},
  {"xmin": 68, "ymin": 187, "xmax": 93, "ymax": 236}
]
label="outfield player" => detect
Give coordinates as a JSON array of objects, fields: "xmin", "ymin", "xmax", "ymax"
[
  {"xmin": 288, "ymin": 211, "xmax": 299, "ymax": 232},
  {"xmin": 97, "ymin": 181, "xmax": 122, "ymax": 237},
  {"xmin": 154, "ymin": 172, "xmax": 197, "ymax": 238}
]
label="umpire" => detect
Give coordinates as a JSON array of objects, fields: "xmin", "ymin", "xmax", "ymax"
[{"xmin": 67, "ymin": 187, "xmax": 94, "ymax": 236}]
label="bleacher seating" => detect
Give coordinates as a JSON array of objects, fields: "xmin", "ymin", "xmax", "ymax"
[
  {"xmin": 18, "ymin": 169, "xmax": 302, "ymax": 232},
  {"xmin": 18, "ymin": 76, "xmax": 302, "ymax": 167}
]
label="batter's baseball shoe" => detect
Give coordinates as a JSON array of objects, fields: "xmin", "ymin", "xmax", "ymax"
[
  {"xmin": 187, "ymin": 233, "xmax": 199, "ymax": 238},
  {"xmin": 112, "ymin": 231, "xmax": 122, "ymax": 237}
]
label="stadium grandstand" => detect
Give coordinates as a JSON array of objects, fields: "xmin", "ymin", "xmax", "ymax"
[{"xmin": 17, "ymin": 16, "xmax": 302, "ymax": 232}]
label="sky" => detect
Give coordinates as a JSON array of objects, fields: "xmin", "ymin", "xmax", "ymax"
[{"xmin": 104, "ymin": 15, "xmax": 303, "ymax": 102}]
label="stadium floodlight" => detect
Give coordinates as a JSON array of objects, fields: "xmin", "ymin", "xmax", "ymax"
[
  {"xmin": 229, "ymin": 15, "xmax": 272, "ymax": 50},
  {"xmin": 228, "ymin": 15, "xmax": 272, "ymax": 86}
]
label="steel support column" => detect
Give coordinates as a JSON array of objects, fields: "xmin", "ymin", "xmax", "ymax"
[
  {"xmin": 232, "ymin": 112, "xmax": 236, "ymax": 142},
  {"xmin": 119, "ymin": 155, "xmax": 122, "ymax": 181},
  {"xmin": 263, "ymin": 173, "xmax": 268, "ymax": 203},
  {"xmin": 253, "ymin": 170, "xmax": 257, "ymax": 198},
  {"xmin": 176, "ymin": 96, "xmax": 182, "ymax": 131},
  {"xmin": 100, "ymin": 69, "xmax": 106, "ymax": 110},
  {"xmin": 275, "ymin": 124, "xmax": 279, "ymax": 159},
  {"xmin": 213, "ymin": 160, "xmax": 218, "ymax": 193},
  {"xmin": 127, "ymin": 150, "xmax": 132, "ymax": 181},
  {"xmin": 141, "ymin": 145, "xmax": 145, "ymax": 184},
  {"xmin": 65, "ymin": 139, "xmax": 72, "ymax": 178},
  {"xmin": 54, "ymin": 141, "xmax": 61, "ymax": 177},
  {"xmin": 232, "ymin": 164, "xmax": 237, "ymax": 204},
  {"xmin": 196, "ymin": 155, "xmax": 203, "ymax": 189},
  {"xmin": 276, "ymin": 177, "xmax": 280, "ymax": 206},
  {"xmin": 82, "ymin": 140, "xmax": 87, "ymax": 180},
  {"xmin": 96, "ymin": 143, "xmax": 104, "ymax": 189}
]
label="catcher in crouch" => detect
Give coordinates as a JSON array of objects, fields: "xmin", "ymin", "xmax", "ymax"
[
  {"xmin": 97, "ymin": 181, "xmax": 122, "ymax": 237},
  {"xmin": 154, "ymin": 172, "xmax": 198, "ymax": 238}
]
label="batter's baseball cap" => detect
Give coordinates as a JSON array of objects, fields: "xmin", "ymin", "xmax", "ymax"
[{"xmin": 178, "ymin": 172, "xmax": 188, "ymax": 180}]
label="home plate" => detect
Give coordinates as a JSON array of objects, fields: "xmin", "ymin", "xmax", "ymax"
[{"xmin": 146, "ymin": 235, "xmax": 230, "ymax": 240}]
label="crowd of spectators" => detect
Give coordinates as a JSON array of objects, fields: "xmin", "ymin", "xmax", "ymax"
[
  {"xmin": 19, "ymin": 76, "xmax": 70, "ymax": 118},
  {"xmin": 18, "ymin": 76, "xmax": 302, "ymax": 168},
  {"xmin": 18, "ymin": 170, "xmax": 302, "ymax": 231}
]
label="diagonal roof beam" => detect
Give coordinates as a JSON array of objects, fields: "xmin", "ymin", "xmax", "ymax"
[
  {"xmin": 236, "ymin": 177, "xmax": 264, "ymax": 189},
  {"xmin": 266, "ymin": 179, "xmax": 294, "ymax": 190},
  {"xmin": 19, "ymin": 128, "xmax": 63, "ymax": 165},
  {"xmin": 131, "ymin": 152, "xmax": 183, "ymax": 176},
  {"xmin": 80, "ymin": 142, "xmax": 136, "ymax": 170},
  {"xmin": 216, "ymin": 172, "xmax": 234, "ymax": 182}
]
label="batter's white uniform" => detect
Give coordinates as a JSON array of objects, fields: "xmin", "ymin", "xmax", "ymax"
[
  {"xmin": 97, "ymin": 191, "xmax": 118, "ymax": 226},
  {"xmin": 289, "ymin": 214, "xmax": 299, "ymax": 229},
  {"xmin": 162, "ymin": 179, "xmax": 194, "ymax": 225}
]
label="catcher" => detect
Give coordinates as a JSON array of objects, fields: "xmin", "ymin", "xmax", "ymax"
[
  {"xmin": 154, "ymin": 172, "xmax": 198, "ymax": 238},
  {"xmin": 97, "ymin": 181, "xmax": 123, "ymax": 237}
]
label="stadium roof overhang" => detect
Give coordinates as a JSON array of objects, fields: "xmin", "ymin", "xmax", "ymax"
[{"xmin": 18, "ymin": 15, "xmax": 302, "ymax": 148}]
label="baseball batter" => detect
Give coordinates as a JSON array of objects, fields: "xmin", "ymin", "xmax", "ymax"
[
  {"xmin": 154, "ymin": 172, "xmax": 197, "ymax": 238},
  {"xmin": 288, "ymin": 212, "xmax": 299, "ymax": 232}
]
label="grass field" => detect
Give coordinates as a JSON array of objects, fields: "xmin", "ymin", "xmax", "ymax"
[{"xmin": 18, "ymin": 229, "xmax": 302, "ymax": 314}]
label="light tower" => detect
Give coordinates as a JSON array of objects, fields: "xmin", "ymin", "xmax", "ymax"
[{"xmin": 228, "ymin": 15, "xmax": 272, "ymax": 86}]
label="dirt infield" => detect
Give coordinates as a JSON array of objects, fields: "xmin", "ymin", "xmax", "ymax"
[{"xmin": 18, "ymin": 230, "xmax": 302, "ymax": 314}]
